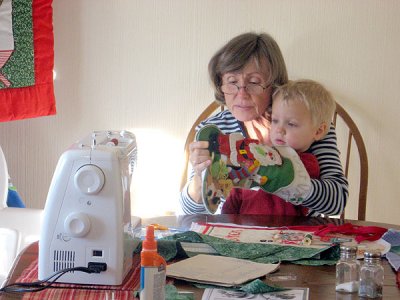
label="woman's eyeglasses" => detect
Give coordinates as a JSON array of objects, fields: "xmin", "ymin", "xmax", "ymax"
[{"xmin": 221, "ymin": 83, "xmax": 270, "ymax": 95}]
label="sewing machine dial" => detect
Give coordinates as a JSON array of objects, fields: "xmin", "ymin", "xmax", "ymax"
[
  {"xmin": 74, "ymin": 164, "xmax": 105, "ymax": 195},
  {"xmin": 64, "ymin": 212, "xmax": 91, "ymax": 237}
]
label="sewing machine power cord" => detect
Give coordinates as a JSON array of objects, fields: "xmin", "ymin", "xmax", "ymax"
[{"xmin": 0, "ymin": 265, "xmax": 103, "ymax": 294}]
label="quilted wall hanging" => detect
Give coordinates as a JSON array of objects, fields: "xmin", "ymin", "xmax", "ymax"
[{"xmin": 0, "ymin": 0, "xmax": 55, "ymax": 122}]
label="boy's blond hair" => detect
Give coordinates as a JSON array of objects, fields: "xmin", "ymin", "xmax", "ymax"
[{"xmin": 272, "ymin": 79, "xmax": 336, "ymax": 136}]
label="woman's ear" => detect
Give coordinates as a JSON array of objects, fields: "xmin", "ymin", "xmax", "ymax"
[{"xmin": 314, "ymin": 122, "xmax": 328, "ymax": 141}]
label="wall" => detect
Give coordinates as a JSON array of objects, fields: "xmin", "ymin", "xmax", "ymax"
[{"xmin": 0, "ymin": 0, "xmax": 399, "ymax": 223}]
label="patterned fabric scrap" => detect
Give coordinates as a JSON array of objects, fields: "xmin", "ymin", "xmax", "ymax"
[{"xmin": 0, "ymin": 0, "xmax": 56, "ymax": 122}]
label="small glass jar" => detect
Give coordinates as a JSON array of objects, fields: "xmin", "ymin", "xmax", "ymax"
[
  {"xmin": 336, "ymin": 245, "xmax": 360, "ymax": 293},
  {"xmin": 358, "ymin": 251, "xmax": 384, "ymax": 298}
]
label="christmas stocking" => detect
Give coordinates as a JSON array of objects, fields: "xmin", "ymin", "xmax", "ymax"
[{"xmin": 196, "ymin": 124, "xmax": 312, "ymax": 214}]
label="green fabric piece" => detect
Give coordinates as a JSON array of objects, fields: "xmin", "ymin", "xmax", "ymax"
[
  {"xmin": 163, "ymin": 231, "xmax": 213, "ymax": 258},
  {"xmin": 133, "ymin": 232, "xmax": 199, "ymax": 262},
  {"xmin": 157, "ymin": 240, "xmax": 180, "ymax": 261},
  {"xmin": 199, "ymin": 233, "xmax": 337, "ymax": 265},
  {"xmin": 292, "ymin": 244, "xmax": 340, "ymax": 265},
  {"xmin": 292, "ymin": 259, "xmax": 337, "ymax": 266},
  {"xmin": 134, "ymin": 231, "xmax": 339, "ymax": 266},
  {"xmin": 133, "ymin": 238, "xmax": 183, "ymax": 262},
  {"xmin": 239, "ymin": 279, "xmax": 288, "ymax": 294},
  {"xmin": 166, "ymin": 231, "xmax": 204, "ymax": 243}
]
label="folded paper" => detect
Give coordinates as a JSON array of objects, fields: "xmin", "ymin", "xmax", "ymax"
[{"xmin": 167, "ymin": 254, "xmax": 279, "ymax": 287}]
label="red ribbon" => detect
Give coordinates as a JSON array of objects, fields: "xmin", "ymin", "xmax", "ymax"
[{"xmin": 313, "ymin": 223, "xmax": 387, "ymax": 243}]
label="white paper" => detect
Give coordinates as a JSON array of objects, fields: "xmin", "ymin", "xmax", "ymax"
[
  {"xmin": 180, "ymin": 242, "xmax": 218, "ymax": 254},
  {"xmin": 201, "ymin": 287, "xmax": 309, "ymax": 300},
  {"xmin": 166, "ymin": 254, "xmax": 279, "ymax": 286}
]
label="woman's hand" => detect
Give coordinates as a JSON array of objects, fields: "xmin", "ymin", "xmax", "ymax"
[
  {"xmin": 187, "ymin": 141, "xmax": 212, "ymax": 203},
  {"xmin": 189, "ymin": 141, "xmax": 212, "ymax": 176}
]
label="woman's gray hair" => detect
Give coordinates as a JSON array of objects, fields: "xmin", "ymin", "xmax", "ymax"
[{"xmin": 208, "ymin": 32, "xmax": 288, "ymax": 104}]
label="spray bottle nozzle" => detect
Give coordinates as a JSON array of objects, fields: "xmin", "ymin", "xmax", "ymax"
[{"xmin": 142, "ymin": 225, "xmax": 157, "ymax": 251}]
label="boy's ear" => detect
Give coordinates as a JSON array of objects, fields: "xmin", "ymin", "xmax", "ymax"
[{"xmin": 314, "ymin": 122, "xmax": 328, "ymax": 141}]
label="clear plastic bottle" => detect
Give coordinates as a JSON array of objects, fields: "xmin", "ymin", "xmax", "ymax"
[
  {"xmin": 336, "ymin": 245, "xmax": 360, "ymax": 293},
  {"xmin": 358, "ymin": 251, "xmax": 384, "ymax": 298},
  {"xmin": 140, "ymin": 225, "xmax": 167, "ymax": 300}
]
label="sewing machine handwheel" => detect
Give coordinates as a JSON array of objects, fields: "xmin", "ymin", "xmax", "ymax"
[{"xmin": 74, "ymin": 164, "xmax": 105, "ymax": 195}]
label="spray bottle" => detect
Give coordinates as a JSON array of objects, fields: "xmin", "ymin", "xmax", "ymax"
[{"xmin": 140, "ymin": 225, "xmax": 167, "ymax": 300}]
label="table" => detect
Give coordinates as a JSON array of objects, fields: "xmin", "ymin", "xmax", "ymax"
[{"xmin": 1, "ymin": 215, "xmax": 399, "ymax": 299}]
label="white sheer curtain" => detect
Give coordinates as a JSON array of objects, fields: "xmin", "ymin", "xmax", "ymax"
[{"xmin": 0, "ymin": 146, "xmax": 8, "ymax": 209}]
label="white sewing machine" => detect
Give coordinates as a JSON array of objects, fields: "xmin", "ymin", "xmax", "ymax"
[{"xmin": 38, "ymin": 130, "xmax": 137, "ymax": 285}]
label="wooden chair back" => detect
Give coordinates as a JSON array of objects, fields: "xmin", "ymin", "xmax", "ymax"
[{"xmin": 333, "ymin": 102, "xmax": 368, "ymax": 220}]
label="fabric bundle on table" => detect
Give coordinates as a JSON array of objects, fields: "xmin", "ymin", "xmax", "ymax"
[{"xmin": 159, "ymin": 230, "xmax": 339, "ymax": 266}]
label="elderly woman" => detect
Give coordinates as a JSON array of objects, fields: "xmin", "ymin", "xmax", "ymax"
[{"xmin": 179, "ymin": 32, "xmax": 348, "ymax": 216}]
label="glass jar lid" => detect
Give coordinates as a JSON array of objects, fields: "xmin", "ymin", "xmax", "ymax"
[
  {"xmin": 340, "ymin": 245, "xmax": 358, "ymax": 258},
  {"xmin": 364, "ymin": 251, "xmax": 381, "ymax": 259}
]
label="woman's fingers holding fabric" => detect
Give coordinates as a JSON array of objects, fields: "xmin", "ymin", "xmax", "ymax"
[
  {"xmin": 189, "ymin": 141, "xmax": 209, "ymax": 163},
  {"xmin": 189, "ymin": 141, "xmax": 211, "ymax": 175},
  {"xmin": 193, "ymin": 159, "xmax": 211, "ymax": 176},
  {"xmin": 189, "ymin": 141, "xmax": 208, "ymax": 152}
]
